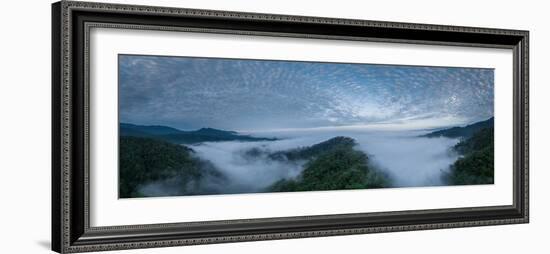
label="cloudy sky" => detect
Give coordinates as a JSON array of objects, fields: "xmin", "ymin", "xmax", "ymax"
[{"xmin": 119, "ymin": 54, "xmax": 494, "ymax": 131}]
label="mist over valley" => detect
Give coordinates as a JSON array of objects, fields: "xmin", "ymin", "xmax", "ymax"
[{"xmin": 119, "ymin": 118, "xmax": 493, "ymax": 198}]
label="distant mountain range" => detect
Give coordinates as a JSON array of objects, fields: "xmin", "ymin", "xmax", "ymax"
[
  {"xmin": 120, "ymin": 123, "xmax": 276, "ymax": 144},
  {"xmin": 423, "ymin": 117, "xmax": 494, "ymax": 139}
]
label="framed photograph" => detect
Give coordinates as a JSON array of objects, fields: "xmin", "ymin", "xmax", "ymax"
[{"xmin": 52, "ymin": 1, "xmax": 529, "ymax": 253}]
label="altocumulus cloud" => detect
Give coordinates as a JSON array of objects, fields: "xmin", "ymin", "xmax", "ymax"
[{"xmin": 119, "ymin": 55, "xmax": 494, "ymax": 131}]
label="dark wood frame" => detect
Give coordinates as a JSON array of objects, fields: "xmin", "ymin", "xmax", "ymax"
[{"xmin": 52, "ymin": 1, "xmax": 529, "ymax": 253}]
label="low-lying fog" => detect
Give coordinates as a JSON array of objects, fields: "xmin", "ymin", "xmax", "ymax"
[{"xmin": 187, "ymin": 129, "xmax": 461, "ymax": 192}]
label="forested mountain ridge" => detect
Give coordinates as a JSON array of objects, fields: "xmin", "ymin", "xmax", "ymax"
[
  {"xmin": 445, "ymin": 127, "xmax": 494, "ymax": 185},
  {"xmin": 120, "ymin": 123, "xmax": 276, "ymax": 144},
  {"xmin": 269, "ymin": 136, "xmax": 357, "ymax": 161},
  {"xmin": 119, "ymin": 136, "xmax": 226, "ymax": 198},
  {"xmin": 120, "ymin": 135, "xmax": 391, "ymax": 198},
  {"xmin": 268, "ymin": 137, "xmax": 390, "ymax": 192},
  {"xmin": 423, "ymin": 117, "xmax": 494, "ymax": 139}
]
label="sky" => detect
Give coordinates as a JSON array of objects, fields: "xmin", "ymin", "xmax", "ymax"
[{"xmin": 119, "ymin": 54, "xmax": 494, "ymax": 131}]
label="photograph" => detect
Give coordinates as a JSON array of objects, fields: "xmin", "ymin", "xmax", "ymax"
[
  {"xmin": 46, "ymin": 1, "xmax": 532, "ymax": 252},
  {"xmin": 118, "ymin": 54, "xmax": 495, "ymax": 198}
]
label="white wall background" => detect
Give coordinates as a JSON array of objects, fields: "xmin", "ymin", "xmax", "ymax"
[{"xmin": 0, "ymin": 0, "xmax": 547, "ymax": 253}]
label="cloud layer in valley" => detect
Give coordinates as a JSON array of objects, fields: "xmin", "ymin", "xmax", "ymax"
[{"xmin": 141, "ymin": 130, "xmax": 461, "ymax": 195}]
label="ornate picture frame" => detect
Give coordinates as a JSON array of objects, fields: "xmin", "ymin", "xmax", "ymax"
[{"xmin": 52, "ymin": 1, "xmax": 529, "ymax": 253}]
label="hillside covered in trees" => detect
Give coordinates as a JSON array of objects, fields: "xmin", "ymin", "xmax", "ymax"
[
  {"xmin": 267, "ymin": 137, "xmax": 390, "ymax": 192},
  {"xmin": 444, "ymin": 127, "xmax": 494, "ymax": 185},
  {"xmin": 120, "ymin": 135, "xmax": 391, "ymax": 198},
  {"xmin": 119, "ymin": 136, "xmax": 227, "ymax": 198},
  {"xmin": 423, "ymin": 118, "xmax": 495, "ymax": 185}
]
